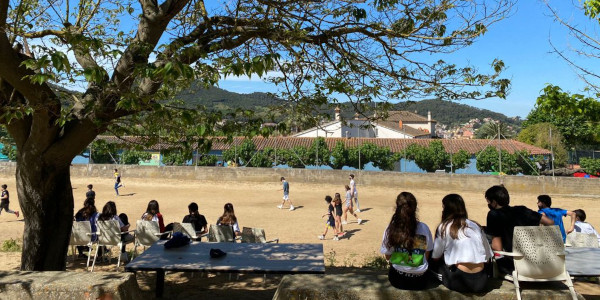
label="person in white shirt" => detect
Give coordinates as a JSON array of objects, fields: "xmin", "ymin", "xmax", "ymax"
[
  {"xmin": 380, "ymin": 192, "xmax": 433, "ymax": 290},
  {"xmin": 431, "ymin": 194, "xmax": 492, "ymax": 293},
  {"xmin": 349, "ymin": 174, "xmax": 360, "ymax": 212},
  {"xmin": 573, "ymin": 209, "xmax": 600, "ymax": 244}
]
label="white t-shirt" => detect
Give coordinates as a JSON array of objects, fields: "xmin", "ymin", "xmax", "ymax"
[
  {"xmin": 380, "ymin": 222, "xmax": 433, "ymax": 274},
  {"xmin": 432, "ymin": 219, "xmax": 492, "ymax": 266},
  {"xmin": 349, "ymin": 178, "xmax": 357, "ymax": 195},
  {"xmin": 574, "ymin": 221, "xmax": 600, "ymax": 243}
]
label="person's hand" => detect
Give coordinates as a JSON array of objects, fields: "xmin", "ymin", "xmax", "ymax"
[{"xmin": 567, "ymin": 227, "xmax": 574, "ymax": 234}]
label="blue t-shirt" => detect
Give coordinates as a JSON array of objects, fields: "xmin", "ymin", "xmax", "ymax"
[
  {"xmin": 539, "ymin": 207, "xmax": 568, "ymax": 241},
  {"xmin": 282, "ymin": 181, "xmax": 289, "ymax": 194}
]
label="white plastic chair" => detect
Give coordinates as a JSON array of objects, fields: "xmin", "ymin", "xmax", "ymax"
[
  {"xmin": 494, "ymin": 226, "xmax": 577, "ymax": 300},
  {"xmin": 174, "ymin": 222, "xmax": 207, "ymax": 241},
  {"xmin": 241, "ymin": 227, "xmax": 279, "ymax": 244},
  {"xmin": 208, "ymin": 224, "xmax": 238, "ymax": 242},
  {"xmin": 133, "ymin": 220, "xmax": 166, "ymax": 256},
  {"xmin": 566, "ymin": 232, "xmax": 600, "ymax": 248},
  {"xmin": 91, "ymin": 220, "xmax": 134, "ymax": 272},
  {"xmin": 69, "ymin": 221, "xmax": 95, "ymax": 270}
]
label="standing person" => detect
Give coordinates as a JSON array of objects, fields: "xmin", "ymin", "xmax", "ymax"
[
  {"xmin": 485, "ymin": 185, "xmax": 553, "ymax": 275},
  {"xmin": 537, "ymin": 195, "xmax": 575, "ymax": 242},
  {"xmin": 431, "ymin": 194, "xmax": 492, "ymax": 293},
  {"xmin": 342, "ymin": 185, "xmax": 362, "ymax": 225},
  {"xmin": 277, "ymin": 177, "xmax": 295, "ymax": 211},
  {"xmin": 95, "ymin": 201, "xmax": 133, "ymax": 262},
  {"xmin": 349, "ymin": 174, "xmax": 360, "ymax": 212},
  {"xmin": 318, "ymin": 195, "xmax": 339, "ymax": 241},
  {"xmin": 573, "ymin": 209, "xmax": 600, "ymax": 244},
  {"xmin": 182, "ymin": 202, "xmax": 208, "ymax": 235},
  {"xmin": 380, "ymin": 192, "xmax": 433, "ymax": 290},
  {"xmin": 86, "ymin": 184, "xmax": 96, "ymax": 201},
  {"xmin": 114, "ymin": 169, "xmax": 123, "ymax": 196},
  {"xmin": 217, "ymin": 203, "xmax": 241, "ymax": 236},
  {"xmin": 0, "ymin": 184, "xmax": 19, "ymax": 218},
  {"xmin": 333, "ymin": 193, "xmax": 344, "ymax": 237}
]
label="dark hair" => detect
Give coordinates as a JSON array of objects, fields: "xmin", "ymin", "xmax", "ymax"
[
  {"xmin": 1, "ymin": 184, "xmax": 6, "ymax": 189},
  {"xmin": 77, "ymin": 198, "xmax": 97, "ymax": 220},
  {"xmin": 349, "ymin": 174, "xmax": 354, "ymax": 179},
  {"xmin": 345, "ymin": 185, "xmax": 350, "ymax": 191},
  {"xmin": 280, "ymin": 177, "xmax": 285, "ymax": 181},
  {"xmin": 87, "ymin": 184, "xmax": 93, "ymax": 189},
  {"xmin": 485, "ymin": 185, "xmax": 510, "ymax": 207},
  {"xmin": 98, "ymin": 201, "xmax": 118, "ymax": 221},
  {"xmin": 574, "ymin": 209, "xmax": 586, "ymax": 222},
  {"xmin": 188, "ymin": 202, "xmax": 199, "ymax": 213},
  {"xmin": 385, "ymin": 192, "xmax": 418, "ymax": 251},
  {"xmin": 114, "ymin": 169, "xmax": 118, "ymax": 172},
  {"xmin": 537, "ymin": 195, "xmax": 552, "ymax": 207},
  {"xmin": 325, "ymin": 195, "xmax": 332, "ymax": 203},
  {"xmin": 334, "ymin": 193, "xmax": 342, "ymax": 204},
  {"xmin": 145, "ymin": 200, "xmax": 160, "ymax": 216},
  {"xmin": 439, "ymin": 194, "xmax": 469, "ymax": 240},
  {"xmin": 218, "ymin": 203, "xmax": 237, "ymax": 225}
]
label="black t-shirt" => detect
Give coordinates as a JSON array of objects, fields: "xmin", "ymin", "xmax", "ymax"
[
  {"xmin": 182, "ymin": 214, "xmax": 208, "ymax": 232},
  {"xmin": 86, "ymin": 190, "xmax": 96, "ymax": 200},
  {"xmin": 486, "ymin": 205, "xmax": 542, "ymax": 252},
  {"xmin": 1, "ymin": 190, "xmax": 8, "ymax": 203}
]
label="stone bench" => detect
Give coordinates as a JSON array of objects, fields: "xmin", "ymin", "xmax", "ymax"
[
  {"xmin": 0, "ymin": 271, "xmax": 143, "ymax": 300},
  {"xmin": 273, "ymin": 274, "xmax": 584, "ymax": 300}
]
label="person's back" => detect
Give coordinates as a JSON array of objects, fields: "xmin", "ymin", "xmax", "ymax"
[
  {"xmin": 573, "ymin": 209, "xmax": 600, "ymax": 243},
  {"xmin": 537, "ymin": 195, "xmax": 574, "ymax": 242},
  {"xmin": 487, "ymin": 205, "xmax": 542, "ymax": 252}
]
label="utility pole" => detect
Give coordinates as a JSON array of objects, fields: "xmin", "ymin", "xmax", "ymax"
[
  {"xmin": 498, "ymin": 122, "xmax": 502, "ymax": 174},
  {"xmin": 550, "ymin": 127, "xmax": 555, "ymax": 177}
]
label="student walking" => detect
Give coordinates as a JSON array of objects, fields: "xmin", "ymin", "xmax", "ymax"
[
  {"xmin": 333, "ymin": 193, "xmax": 344, "ymax": 237},
  {"xmin": 380, "ymin": 192, "xmax": 433, "ymax": 290},
  {"xmin": 0, "ymin": 184, "xmax": 19, "ymax": 218},
  {"xmin": 349, "ymin": 174, "xmax": 360, "ymax": 212},
  {"xmin": 277, "ymin": 177, "xmax": 295, "ymax": 211},
  {"xmin": 342, "ymin": 185, "xmax": 362, "ymax": 225},
  {"xmin": 318, "ymin": 195, "xmax": 339, "ymax": 240},
  {"xmin": 114, "ymin": 169, "xmax": 123, "ymax": 196},
  {"xmin": 431, "ymin": 194, "xmax": 492, "ymax": 293}
]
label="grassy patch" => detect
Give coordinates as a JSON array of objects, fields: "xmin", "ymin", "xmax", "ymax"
[{"xmin": 1, "ymin": 238, "xmax": 21, "ymax": 252}]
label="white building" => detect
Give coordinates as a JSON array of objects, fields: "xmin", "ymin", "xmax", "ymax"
[{"xmin": 293, "ymin": 108, "xmax": 436, "ymax": 139}]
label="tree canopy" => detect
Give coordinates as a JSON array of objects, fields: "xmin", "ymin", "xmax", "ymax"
[{"xmin": 0, "ymin": 0, "xmax": 513, "ymax": 271}]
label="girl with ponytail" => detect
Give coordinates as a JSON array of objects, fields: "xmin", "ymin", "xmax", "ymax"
[
  {"xmin": 431, "ymin": 194, "xmax": 492, "ymax": 293},
  {"xmin": 380, "ymin": 192, "xmax": 433, "ymax": 290}
]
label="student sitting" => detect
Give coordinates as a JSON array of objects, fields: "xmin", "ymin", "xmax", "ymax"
[
  {"xmin": 380, "ymin": 192, "xmax": 433, "ymax": 290},
  {"xmin": 74, "ymin": 198, "xmax": 98, "ymax": 259},
  {"xmin": 217, "ymin": 203, "xmax": 241, "ymax": 236},
  {"xmin": 431, "ymin": 194, "xmax": 492, "ymax": 293},
  {"xmin": 96, "ymin": 201, "xmax": 134, "ymax": 262},
  {"xmin": 182, "ymin": 202, "xmax": 208, "ymax": 235},
  {"xmin": 573, "ymin": 209, "xmax": 600, "ymax": 244}
]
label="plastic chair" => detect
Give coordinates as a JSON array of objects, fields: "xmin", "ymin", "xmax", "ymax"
[
  {"xmin": 494, "ymin": 226, "xmax": 577, "ymax": 300},
  {"xmin": 91, "ymin": 220, "xmax": 134, "ymax": 272},
  {"xmin": 69, "ymin": 221, "xmax": 95, "ymax": 270},
  {"xmin": 134, "ymin": 220, "xmax": 171, "ymax": 257},
  {"xmin": 241, "ymin": 227, "xmax": 279, "ymax": 243},
  {"xmin": 566, "ymin": 232, "xmax": 600, "ymax": 248},
  {"xmin": 208, "ymin": 224, "xmax": 238, "ymax": 242},
  {"xmin": 174, "ymin": 222, "xmax": 207, "ymax": 241}
]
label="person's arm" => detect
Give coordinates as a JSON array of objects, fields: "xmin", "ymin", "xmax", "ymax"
[
  {"xmin": 566, "ymin": 211, "xmax": 576, "ymax": 233},
  {"xmin": 157, "ymin": 214, "xmax": 165, "ymax": 232},
  {"xmin": 491, "ymin": 236, "xmax": 503, "ymax": 251},
  {"xmin": 540, "ymin": 214, "xmax": 554, "ymax": 226}
]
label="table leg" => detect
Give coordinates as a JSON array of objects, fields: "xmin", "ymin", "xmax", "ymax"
[{"xmin": 156, "ymin": 270, "xmax": 165, "ymax": 298}]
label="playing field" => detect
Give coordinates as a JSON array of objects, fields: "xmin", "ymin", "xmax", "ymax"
[{"xmin": 1, "ymin": 174, "xmax": 599, "ymax": 269}]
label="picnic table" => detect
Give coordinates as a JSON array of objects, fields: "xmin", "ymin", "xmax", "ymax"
[
  {"xmin": 565, "ymin": 247, "xmax": 600, "ymax": 276},
  {"xmin": 125, "ymin": 241, "xmax": 325, "ymax": 297}
]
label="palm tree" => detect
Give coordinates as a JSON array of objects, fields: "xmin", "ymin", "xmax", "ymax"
[{"xmin": 475, "ymin": 122, "xmax": 513, "ymax": 139}]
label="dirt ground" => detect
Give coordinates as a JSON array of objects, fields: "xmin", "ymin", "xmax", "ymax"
[{"xmin": 0, "ymin": 175, "xmax": 598, "ymax": 298}]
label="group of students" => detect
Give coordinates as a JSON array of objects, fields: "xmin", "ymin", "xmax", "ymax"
[
  {"xmin": 379, "ymin": 185, "xmax": 600, "ymax": 293},
  {"xmin": 318, "ymin": 184, "xmax": 363, "ymax": 241}
]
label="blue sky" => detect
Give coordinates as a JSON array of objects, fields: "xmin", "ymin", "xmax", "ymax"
[{"xmin": 218, "ymin": 1, "xmax": 597, "ymax": 118}]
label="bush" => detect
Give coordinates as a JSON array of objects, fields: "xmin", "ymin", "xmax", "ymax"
[
  {"xmin": 197, "ymin": 154, "xmax": 218, "ymax": 166},
  {"xmin": 580, "ymin": 157, "xmax": 600, "ymax": 175},
  {"xmin": 1, "ymin": 239, "xmax": 21, "ymax": 252},
  {"xmin": 121, "ymin": 149, "xmax": 152, "ymax": 165}
]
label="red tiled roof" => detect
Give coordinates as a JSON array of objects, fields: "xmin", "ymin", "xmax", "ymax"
[{"xmin": 96, "ymin": 136, "xmax": 550, "ymax": 155}]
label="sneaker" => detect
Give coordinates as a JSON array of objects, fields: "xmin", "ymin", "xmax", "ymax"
[
  {"xmin": 355, "ymin": 209, "xmax": 361, "ymax": 213},
  {"xmin": 357, "ymin": 219, "xmax": 363, "ymax": 225},
  {"xmin": 333, "ymin": 236, "xmax": 339, "ymax": 241},
  {"xmin": 119, "ymin": 252, "xmax": 129, "ymax": 263},
  {"xmin": 338, "ymin": 232, "xmax": 346, "ymax": 237},
  {"xmin": 15, "ymin": 211, "xmax": 19, "ymax": 218},
  {"xmin": 318, "ymin": 235, "xmax": 325, "ymax": 240},
  {"xmin": 277, "ymin": 205, "xmax": 283, "ymax": 209},
  {"xmin": 341, "ymin": 221, "xmax": 348, "ymax": 225},
  {"xmin": 289, "ymin": 206, "xmax": 295, "ymax": 211}
]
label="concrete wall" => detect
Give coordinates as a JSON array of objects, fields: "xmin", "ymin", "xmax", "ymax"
[{"xmin": 0, "ymin": 162, "xmax": 598, "ymax": 196}]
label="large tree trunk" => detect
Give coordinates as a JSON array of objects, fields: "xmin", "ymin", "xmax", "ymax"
[{"xmin": 17, "ymin": 153, "xmax": 74, "ymax": 271}]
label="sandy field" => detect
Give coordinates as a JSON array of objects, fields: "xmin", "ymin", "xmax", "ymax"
[{"xmin": 0, "ymin": 174, "xmax": 598, "ymax": 298}]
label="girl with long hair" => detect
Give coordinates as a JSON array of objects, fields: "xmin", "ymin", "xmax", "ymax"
[
  {"xmin": 431, "ymin": 194, "xmax": 492, "ymax": 293},
  {"xmin": 141, "ymin": 200, "xmax": 166, "ymax": 232},
  {"xmin": 333, "ymin": 193, "xmax": 344, "ymax": 237},
  {"xmin": 380, "ymin": 192, "xmax": 433, "ymax": 290},
  {"xmin": 96, "ymin": 201, "xmax": 134, "ymax": 261},
  {"xmin": 342, "ymin": 185, "xmax": 362, "ymax": 225},
  {"xmin": 217, "ymin": 203, "xmax": 241, "ymax": 236},
  {"xmin": 74, "ymin": 198, "xmax": 98, "ymax": 258}
]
